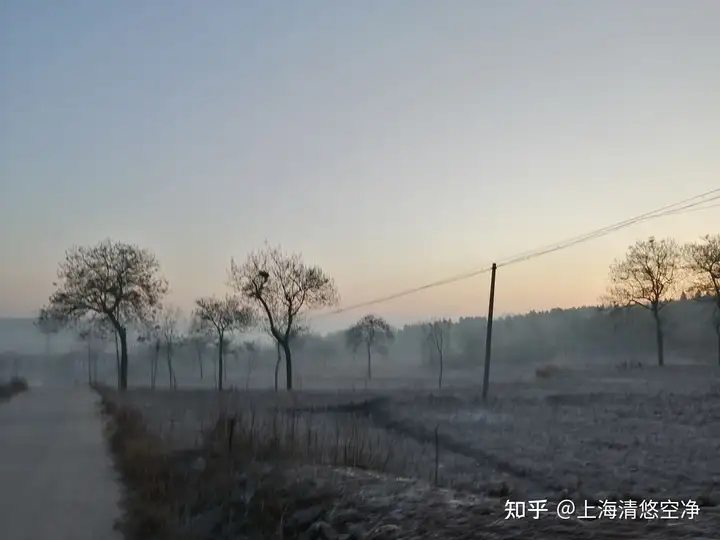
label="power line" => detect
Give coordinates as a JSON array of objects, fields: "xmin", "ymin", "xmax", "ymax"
[
  {"xmin": 314, "ymin": 188, "xmax": 720, "ymax": 319},
  {"xmin": 493, "ymin": 188, "xmax": 720, "ymax": 267},
  {"xmin": 663, "ymin": 201, "xmax": 720, "ymax": 216},
  {"xmin": 316, "ymin": 265, "xmax": 496, "ymax": 318},
  {"xmin": 317, "ymin": 189, "xmax": 720, "ymax": 318},
  {"xmin": 497, "ymin": 190, "xmax": 720, "ymax": 268}
]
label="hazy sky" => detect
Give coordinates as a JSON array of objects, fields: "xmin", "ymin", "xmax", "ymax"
[{"xmin": 1, "ymin": 1, "xmax": 719, "ymax": 330}]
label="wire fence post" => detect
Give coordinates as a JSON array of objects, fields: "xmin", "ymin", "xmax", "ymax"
[{"xmin": 482, "ymin": 263, "xmax": 497, "ymax": 401}]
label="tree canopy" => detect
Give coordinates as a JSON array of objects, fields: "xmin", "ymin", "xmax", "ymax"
[
  {"xmin": 603, "ymin": 237, "xmax": 681, "ymax": 366},
  {"xmin": 604, "ymin": 237, "xmax": 681, "ymax": 312},
  {"xmin": 194, "ymin": 295, "xmax": 254, "ymax": 390},
  {"xmin": 345, "ymin": 314, "xmax": 394, "ymax": 380},
  {"xmin": 45, "ymin": 239, "xmax": 168, "ymax": 389},
  {"xmin": 229, "ymin": 244, "xmax": 338, "ymax": 389}
]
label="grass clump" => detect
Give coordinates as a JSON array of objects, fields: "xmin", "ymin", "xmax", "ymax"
[
  {"xmin": 535, "ymin": 364, "xmax": 561, "ymax": 379},
  {"xmin": 0, "ymin": 377, "xmax": 29, "ymax": 401},
  {"xmin": 99, "ymin": 389, "xmax": 445, "ymax": 539},
  {"xmin": 98, "ymin": 387, "xmax": 194, "ymax": 540}
]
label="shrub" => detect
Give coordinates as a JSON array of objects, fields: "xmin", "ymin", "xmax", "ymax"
[
  {"xmin": 0, "ymin": 377, "xmax": 29, "ymax": 400},
  {"xmin": 535, "ymin": 364, "xmax": 561, "ymax": 379}
]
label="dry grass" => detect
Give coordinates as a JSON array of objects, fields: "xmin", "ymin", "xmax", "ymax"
[
  {"xmin": 202, "ymin": 403, "xmax": 438, "ymax": 480},
  {"xmin": 0, "ymin": 377, "xmax": 29, "ymax": 402},
  {"xmin": 119, "ymin": 389, "xmax": 460, "ymax": 487},
  {"xmin": 98, "ymin": 388, "xmax": 200, "ymax": 540},
  {"xmin": 98, "ymin": 386, "xmax": 446, "ymax": 539},
  {"xmin": 99, "ymin": 382, "xmax": 720, "ymax": 539}
]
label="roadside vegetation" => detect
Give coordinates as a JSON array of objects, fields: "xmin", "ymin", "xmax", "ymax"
[{"xmin": 0, "ymin": 377, "xmax": 29, "ymax": 403}]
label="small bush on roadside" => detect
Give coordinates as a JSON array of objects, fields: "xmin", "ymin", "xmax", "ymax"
[
  {"xmin": 616, "ymin": 360, "xmax": 643, "ymax": 371},
  {"xmin": 0, "ymin": 377, "xmax": 29, "ymax": 400},
  {"xmin": 535, "ymin": 364, "xmax": 561, "ymax": 379}
]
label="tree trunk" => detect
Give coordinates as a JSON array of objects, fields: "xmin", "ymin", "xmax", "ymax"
[
  {"xmin": 245, "ymin": 354, "xmax": 253, "ymax": 391},
  {"xmin": 224, "ymin": 351, "xmax": 229, "ymax": 383},
  {"xmin": 166, "ymin": 346, "xmax": 176, "ymax": 389},
  {"xmin": 119, "ymin": 327, "xmax": 129, "ymax": 390},
  {"xmin": 282, "ymin": 341, "xmax": 293, "ymax": 391},
  {"xmin": 196, "ymin": 350, "xmax": 204, "ymax": 380},
  {"xmin": 366, "ymin": 344, "xmax": 372, "ymax": 380},
  {"xmin": 653, "ymin": 311, "xmax": 664, "ymax": 367},
  {"xmin": 87, "ymin": 346, "xmax": 92, "ymax": 385},
  {"xmin": 217, "ymin": 334, "xmax": 224, "ymax": 391},
  {"xmin": 438, "ymin": 351, "xmax": 443, "ymax": 390},
  {"xmin": 114, "ymin": 330, "xmax": 121, "ymax": 388},
  {"xmin": 274, "ymin": 341, "xmax": 281, "ymax": 391},
  {"xmin": 151, "ymin": 343, "xmax": 159, "ymax": 390}
]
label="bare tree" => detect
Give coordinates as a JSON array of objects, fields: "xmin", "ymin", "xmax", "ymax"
[
  {"xmin": 229, "ymin": 244, "xmax": 339, "ymax": 390},
  {"xmin": 185, "ymin": 316, "xmax": 213, "ymax": 380},
  {"xmin": 84, "ymin": 313, "xmax": 121, "ymax": 384},
  {"xmin": 269, "ymin": 325, "xmax": 305, "ymax": 391},
  {"xmin": 193, "ymin": 295, "xmax": 254, "ymax": 391},
  {"xmin": 223, "ymin": 339, "xmax": 258, "ymax": 389},
  {"xmin": 225, "ymin": 337, "xmax": 241, "ymax": 386},
  {"xmin": 44, "ymin": 239, "xmax": 167, "ymax": 390},
  {"xmin": 684, "ymin": 234, "xmax": 720, "ymax": 364},
  {"xmin": 159, "ymin": 305, "xmax": 183, "ymax": 389},
  {"xmin": 424, "ymin": 319, "xmax": 452, "ymax": 389},
  {"xmin": 242, "ymin": 340, "xmax": 258, "ymax": 390},
  {"xmin": 78, "ymin": 327, "xmax": 98, "ymax": 385},
  {"xmin": 137, "ymin": 319, "xmax": 162, "ymax": 389},
  {"xmin": 112, "ymin": 328, "xmax": 121, "ymax": 382},
  {"xmin": 603, "ymin": 237, "xmax": 681, "ymax": 367},
  {"xmin": 274, "ymin": 340, "xmax": 282, "ymax": 391},
  {"xmin": 77, "ymin": 317, "xmax": 110, "ymax": 385},
  {"xmin": 34, "ymin": 308, "xmax": 62, "ymax": 357},
  {"xmin": 345, "ymin": 314, "xmax": 395, "ymax": 381}
]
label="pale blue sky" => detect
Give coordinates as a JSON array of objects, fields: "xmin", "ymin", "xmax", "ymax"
[{"xmin": 1, "ymin": 1, "xmax": 719, "ymax": 330}]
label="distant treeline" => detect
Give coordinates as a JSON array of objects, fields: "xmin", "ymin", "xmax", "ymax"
[
  {"xmin": 13, "ymin": 234, "xmax": 720, "ymax": 390},
  {"xmin": 296, "ymin": 295, "xmax": 718, "ymax": 370},
  {"xmin": 2, "ymin": 295, "xmax": 716, "ymax": 387}
]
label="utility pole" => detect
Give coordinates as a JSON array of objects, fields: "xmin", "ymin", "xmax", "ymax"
[{"xmin": 482, "ymin": 263, "xmax": 497, "ymax": 401}]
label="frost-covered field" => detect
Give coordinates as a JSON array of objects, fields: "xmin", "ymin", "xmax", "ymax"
[
  {"xmin": 115, "ymin": 364, "xmax": 720, "ymax": 538},
  {"xmin": 380, "ymin": 366, "xmax": 720, "ymax": 503}
]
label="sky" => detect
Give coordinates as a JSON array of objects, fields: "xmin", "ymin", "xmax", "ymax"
[{"xmin": 1, "ymin": 0, "xmax": 719, "ymax": 332}]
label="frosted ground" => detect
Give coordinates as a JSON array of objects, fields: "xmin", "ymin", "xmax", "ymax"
[{"xmin": 115, "ymin": 363, "xmax": 720, "ymax": 539}]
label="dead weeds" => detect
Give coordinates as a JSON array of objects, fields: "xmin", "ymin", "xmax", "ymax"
[
  {"xmin": 98, "ymin": 386, "xmax": 378, "ymax": 539},
  {"xmin": 0, "ymin": 377, "xmax": 29, "ymax": 402},
  {"xmin": 99, "ymin": 389, "xmax": 191, "ymax": 539},
  {"xmin": 99, "ymin": 386, "xmax": 719, "ymax": 539}
]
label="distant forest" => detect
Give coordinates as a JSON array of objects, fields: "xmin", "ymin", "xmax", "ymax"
[
  {"xmin": 3, "ymin": 234, "xmax": 719, "ymax": 390},
  {"xmin": 1, "ymin": 293, "xmax": 717, "ymax": 388},
  {"xmin": 314, "ymin": 294, "xmax": 718, "ymax": 370}
]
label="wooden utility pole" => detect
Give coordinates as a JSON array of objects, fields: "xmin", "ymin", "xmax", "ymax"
[{"xmin": 482, "ymin": 263, "xmax": 497, "ymax": 401}]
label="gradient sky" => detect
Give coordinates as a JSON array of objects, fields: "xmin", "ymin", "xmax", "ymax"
[{"xmin": 1, "ymin": 0, "xmax": 719, "ymax": 331}]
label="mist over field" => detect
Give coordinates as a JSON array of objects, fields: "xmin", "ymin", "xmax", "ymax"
[
  {"xmin": 3, "ymin": 1, "xmax": 720, "ymax": 537},
  {"xmin": 4, "ymin": 294, "xmax": 718, "ymax": 390}
]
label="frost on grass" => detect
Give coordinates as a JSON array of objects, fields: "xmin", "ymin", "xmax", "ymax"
[{"xmin": 108, "ymin": 367, "xmax": 720, "ymax": 539}]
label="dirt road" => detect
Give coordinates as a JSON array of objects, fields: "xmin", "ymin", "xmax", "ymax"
[{"xmin": 0, "ymin": 387, "xmax": 122, "ymax": 540}]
